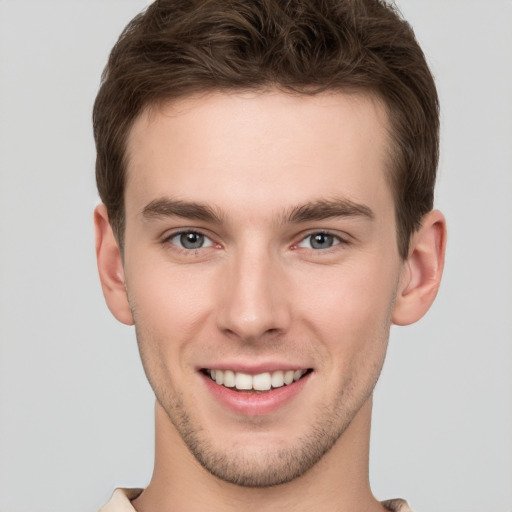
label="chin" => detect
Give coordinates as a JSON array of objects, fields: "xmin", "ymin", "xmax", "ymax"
[{"xmin": 161, "ymin": 392, "xmax": 354, "ymax": 488}]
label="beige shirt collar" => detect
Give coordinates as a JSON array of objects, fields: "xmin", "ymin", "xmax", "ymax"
[{"xmin": 100, "ymin": 488, "xmax": 413, "ymax": 512}]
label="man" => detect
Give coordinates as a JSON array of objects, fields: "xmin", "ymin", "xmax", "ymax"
[{"xmin": 93, "ymin": 0, "xmax": 446, "ymax": 510}]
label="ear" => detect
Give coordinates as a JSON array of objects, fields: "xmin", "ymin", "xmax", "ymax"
[
  {"xmin": 392, "ymin": 210, "xmax": 447, "ymax": 326},
  {"xmin": 94, "ymin": 204, "xmax": 134, "ymax": 326}
]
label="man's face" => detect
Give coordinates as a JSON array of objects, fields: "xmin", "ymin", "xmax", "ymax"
[{"xmin": 122, "ymin": 90, "xmax": 404, "ymax": 486}]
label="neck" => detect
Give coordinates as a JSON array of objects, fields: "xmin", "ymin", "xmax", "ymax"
[{"xmin": 132, "ymin": 396, "xmax": 384, "ymax": 512}]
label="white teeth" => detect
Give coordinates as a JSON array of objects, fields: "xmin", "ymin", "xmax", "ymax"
[
  {"xmin": 293, "ymin": 369, "xmax": 304, "ymax": 382},
  {"xmin": 271, "ymin": 370, "xmax": 284, "ymax": 388},
  {"xmin": 223, "ymin": 369, "xmax": 235, "ymax": 388},
  {"xmin": 284, "ymin": 370, "xmax": 294, "ymax": 385},
  {"xmin": 235, "ymin": 372, "xmax": 253, "ymax": 390},
  {"xmin": 207, "ymin": 368, "xmax": 308, "ymax": 391},
  {"xmin": 252, "ymin": 372, "xmax": 271, "ymax": 391}
]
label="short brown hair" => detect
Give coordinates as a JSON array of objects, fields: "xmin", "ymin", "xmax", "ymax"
[{"xmin": 93, "ymin": 0, "xmax": 439, "ymax": 259}]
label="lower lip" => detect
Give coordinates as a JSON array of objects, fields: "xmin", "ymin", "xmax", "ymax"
[{"xmin": 201, "ymin": 372, "xmax": 311, "ymax": 416}]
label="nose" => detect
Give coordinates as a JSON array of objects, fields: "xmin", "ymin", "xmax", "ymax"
[{"xmin": 216, "ymin": 244, "xmax": 291, "ymax": 342}]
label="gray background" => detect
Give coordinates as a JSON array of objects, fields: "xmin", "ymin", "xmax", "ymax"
[{"xmin": 0, "ymin": 1, "xmax": 511, "ymax": 511}]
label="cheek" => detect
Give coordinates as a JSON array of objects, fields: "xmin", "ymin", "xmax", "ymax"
[
  {"xmin": 297, "ymin": 258, "xmax": 398, "ymax": 364},
  {"xmin": 126, "ymin": 260, "xmax": 217, "ymax": 358}
]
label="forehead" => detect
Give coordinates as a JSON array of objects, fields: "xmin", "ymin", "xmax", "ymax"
[{"xmin": 124, "ymin": 90, "xmax": 393, "ymax": 220}]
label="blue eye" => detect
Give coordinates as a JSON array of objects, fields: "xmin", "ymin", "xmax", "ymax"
[
  {"xmin": 170, "ymin": 231, "xmax": 213, "ymax": 250},
  {"xmin": 298, "ymin": 233, "xmax": 340, "ymax": 250}
]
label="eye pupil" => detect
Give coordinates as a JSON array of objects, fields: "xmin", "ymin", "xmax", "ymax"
[
  {"xmin": 180, "ymin": 232, "xmax": 204, "ymax": 249},
  {"xmin": 310, "ymin": 233, "xmax": 333, "ymax": 249}
]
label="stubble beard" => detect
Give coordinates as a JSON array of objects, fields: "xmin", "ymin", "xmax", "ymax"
[
  {"xmin": 146, "ymin": 359, "xmax": 383, "ymax": 488},
  {"xmin": 157, "ymin": 386, "xmax": 355, "ymax": 487},
  {"xmin": 132, "ymin": 301, "xmax": 393, "ymax": 488}
]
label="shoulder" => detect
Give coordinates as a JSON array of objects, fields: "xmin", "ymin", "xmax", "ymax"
[
  {"xmin": 99, "ymin": 488, "xmax": 143, "ymax": 512},
  {"xmin": 381, "ymin": 498, "xmax": 414, "ymax": 512}
]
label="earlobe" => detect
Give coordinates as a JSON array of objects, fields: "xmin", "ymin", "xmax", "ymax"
[
  {"xmin": 392, "ymin": 210, "xmax": 447, "ymax": 326},
  {"xmin": 94, "ymin": 204, "xmax": 134, "ymax": 326}
]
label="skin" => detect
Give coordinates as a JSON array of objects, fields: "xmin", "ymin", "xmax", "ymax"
[{"xmin": 95, "ymin": 90, "xmax": 446, "ymax": 512}]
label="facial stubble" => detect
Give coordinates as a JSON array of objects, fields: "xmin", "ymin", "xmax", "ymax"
[{"xmin": 134, "ymin": 324, "xmax": 391, "ymax": 489}]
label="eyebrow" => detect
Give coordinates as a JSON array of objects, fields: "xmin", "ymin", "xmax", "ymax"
[
  {"xmin": 141, "ymin": 197, "xmax": 374, "ymax": 225},
  {"xmin": 284, "ymin": 199, "xmax": 374, "ymax": 224},
  {"xmin": 141, "ymin": 198, "xmax": 223, "ymax": 223}
]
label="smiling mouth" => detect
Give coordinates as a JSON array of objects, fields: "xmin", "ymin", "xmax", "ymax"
[{"xmin": 202, "ymin": 368, "xmax": 312, "ymax": 392}]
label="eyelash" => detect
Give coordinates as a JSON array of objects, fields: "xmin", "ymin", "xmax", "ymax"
[
  {"xmin": 162, "ymin": 229, "xmax": 349, "ymax": 255},
  {"xmin": 294, "ymin": 231, "xmax": 348, "ymax": 252},
  {"xmin": 162, "ymin": 230, "xmax": 217, "ymax": 252}
]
